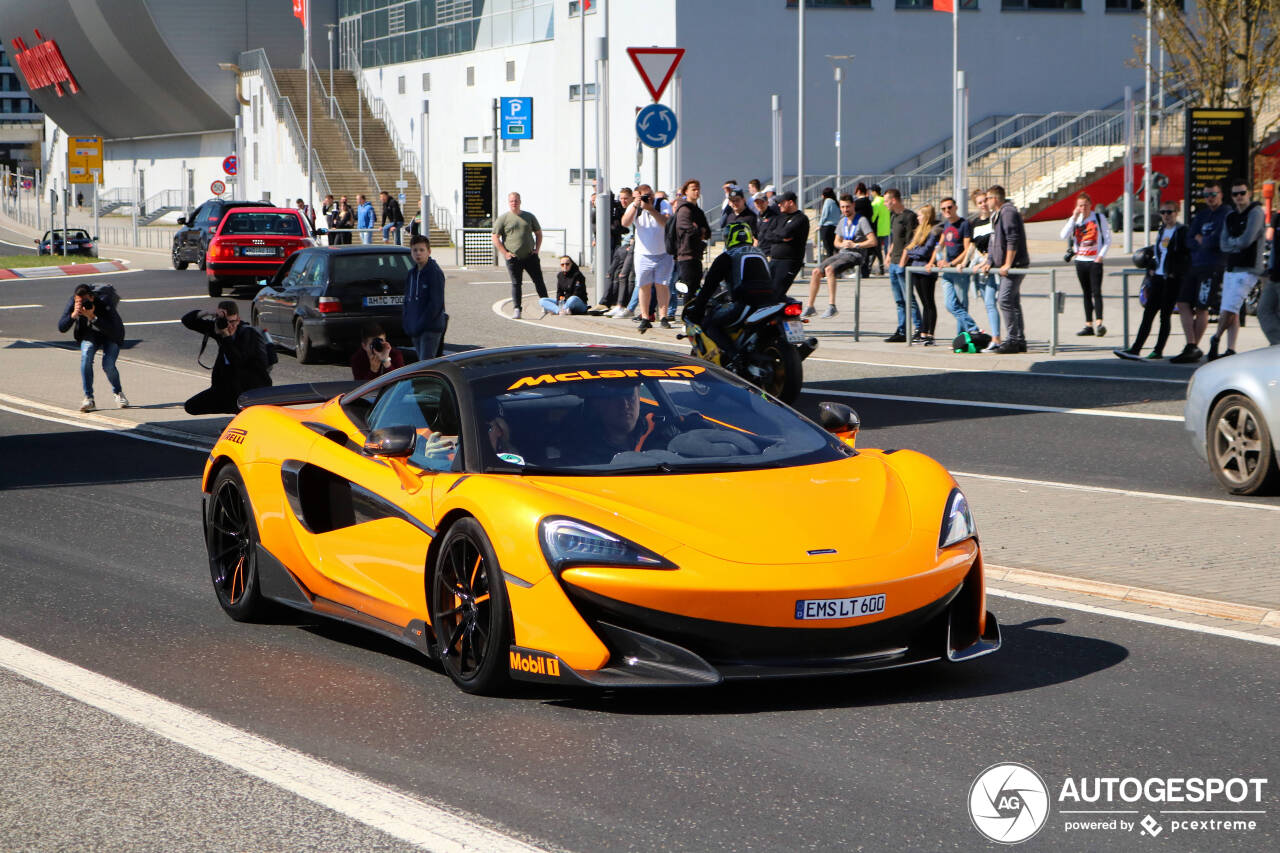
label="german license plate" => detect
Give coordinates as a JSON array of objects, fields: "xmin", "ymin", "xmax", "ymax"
[
  {"xmin": 794, "ymin": 594, "xmax": 887, "ymax": 621},
  {"xmin": 363, "ymin": 294, "xmax": 404, "ymax": 307},
  {"xmin": 241, "ymin": 247, "xmax": 278, "ymax": 257},
  {"xmin": 784, "ymin": 320, "xmax": 806, "ymax": 343}
]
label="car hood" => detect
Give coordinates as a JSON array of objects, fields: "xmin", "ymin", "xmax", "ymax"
[{"xmin": 524, "ymin": 454, "xmax": 915, "ymax": 565}]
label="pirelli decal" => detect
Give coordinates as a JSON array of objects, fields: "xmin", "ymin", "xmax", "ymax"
[
  {"xmin": 509, "ymin": 648, "xmax": 563, "ymax": 678},
  {"xmin": 506, "ymin": 365, "xmax": 706, "ymax": 390},
  {"xmin": 221, "ymin": 427, "xmax": 248, "ymax": 445}
]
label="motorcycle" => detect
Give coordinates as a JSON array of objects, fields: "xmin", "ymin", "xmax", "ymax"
[{"xmin": 675, "ymin": 282, "xmax": 817, "ymax": 404}]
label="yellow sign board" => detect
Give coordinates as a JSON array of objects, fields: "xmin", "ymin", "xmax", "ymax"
[{"xmin": 67, "ymin": 136, "xmax": 103, "ymax": 184}]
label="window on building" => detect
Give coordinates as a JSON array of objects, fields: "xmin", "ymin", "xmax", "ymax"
[
  {"xmin": 506, "ymin": 61, "xmax": 516, "ymax": 82},
  {"xmin": 252, "ymin": 142, "xmax": 258, "ymax": 180},
  {"xmin": 466, "ymin": 66, "xmax": 475, "ymax": 86},
  {"xmin": 398, "ymin": 75, "xmax": 406, "ymax": 94},
  {"xmin": 503, "ymin": 139, "xmax": 520, "ymax": 152},
  {"xmin": 1001, "ymin": 0, "xmax": 1081, "ymax": 8},
  {"xmin": 422, "ymin": 72, "xmax": 431, "ymax": 91},
  {"xmin": 251, "ymin": 94, "xmax": 259, "ymax": 131},
  {"xmin": 896, "ymin": 0, "xmax": 977, "ymax": 7},
  {"xmin": 1104, "ymin": 0, "xmax": 1183, "ymax": 9},
  {"xmin": 568, "ymin": 1, "xmax": 598, "ymax": 15},
  {"xmin": 569, "ymin": 168, "xmax": 598, "ymax": 183},
  {"xmin": 785, "ymin": 1, "xmax": 873, "ymax": 8},
  {"xmin": 482, "ymin": 136, "xmax": 494, "ymax": 153},
  {"xmin": 569, "ymin": 83, "xmax": 598, "ymax": 101},
  {"xmin": 463, "ymin": 137, "xmax": 480, "ymax": 153}
]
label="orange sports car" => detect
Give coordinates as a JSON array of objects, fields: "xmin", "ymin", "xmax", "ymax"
[{"xmin": 202, "ymin": 345, "xmax": 999, "ymax": 694}]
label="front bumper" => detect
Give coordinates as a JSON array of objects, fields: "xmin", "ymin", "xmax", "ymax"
[{"xmin": 508, "ymin": 560, "xmax": 1000, "ymax": 687}]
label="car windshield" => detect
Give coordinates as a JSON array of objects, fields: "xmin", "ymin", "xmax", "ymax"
[
  {"xmin": 470, "ymin": 360, "xmax": 850, "ymax": 474},
  {"xmin": 221, "ymin": 211, "xmax": 303, "ymax": 236},
  {"xmin": 44, "ymin": 230, "xmax": 89, "ymax": 241},
  {"xmin": 330, "ymin": 253, "xmax": 412, "ymax": 293}
]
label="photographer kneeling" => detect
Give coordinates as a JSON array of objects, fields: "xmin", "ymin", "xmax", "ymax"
[
  {"xmin": 181, "ymin": 301, "xmax": 272, "ymax": 415},
  {"xmin": 350, "ymin": 322, "xmax": 405, "ymax": 381}
]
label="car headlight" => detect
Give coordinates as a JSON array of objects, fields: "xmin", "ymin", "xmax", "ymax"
[
  {"xmin": 938, "ymin": 489, "xmax": 977, "ymax": 549},
  {"xmin": 539, "ymin": 516, "xmax": 676, "ymax": 573}
]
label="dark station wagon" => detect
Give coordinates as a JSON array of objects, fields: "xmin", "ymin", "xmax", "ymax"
[{"xmin": 251, "ymin": 245, "xmax": 413, "ymax": 363}]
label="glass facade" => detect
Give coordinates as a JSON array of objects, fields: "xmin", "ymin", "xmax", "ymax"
[
  {"xmin": 0, "ymin": 48, "xmax": 41, "ymax": 115},
  {"xmin": 340, "ymin": 0, "xmax": 555, "ymax": 68}
]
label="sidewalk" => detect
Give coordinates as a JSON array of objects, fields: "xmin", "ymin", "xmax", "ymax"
[{"xmin": 2, "ymin": 334, "xmax": 1277, "ymax": 628}]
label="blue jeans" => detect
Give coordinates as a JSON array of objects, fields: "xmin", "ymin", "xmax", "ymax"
[
  {"xmin": 942, "ymin": 270, "xmax": 981, "ymax": 335},
  {"xmin": 973, "ymin": 271, "xmax": 1000, "ymax": 338},
  {"xmin": 412, "ymin": 330, "xmax": 443, "ymax": 362},
  {"xmin": 888, "ymin": 264, "xmax": 920, "ymax": 333},
  {"xmin": 80, "ymin": 338, "xmax": 122, "ymax": 398},
  {"xmin": 382, "ymin": 222, "xmax": 403, "ymax": 244},
  {"xmin": 539, "ymin": 295, "xmax": 587, "ymax": 314}
]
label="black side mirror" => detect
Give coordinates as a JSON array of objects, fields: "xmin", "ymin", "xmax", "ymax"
[
  {"xmin": 818, "ymin": 402, "xmax": 860, "ymax": 437},
  {"xmin": 363, "ymin": 425, "xmax": 416, "ymax": 458},
  {"xmin": 177, "ymin": 216, "xmax": 186, "ymax": 225},
  {"xmin": 314, "ymin": 228, "xmax": 327, "ymax": 236}
]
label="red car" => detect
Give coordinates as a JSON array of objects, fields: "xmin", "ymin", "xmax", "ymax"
[{"xmin": 206, "ymin": 207, "xmax": 317, "ymax": 297}]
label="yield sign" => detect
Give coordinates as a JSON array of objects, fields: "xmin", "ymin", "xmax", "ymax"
[{"xmin": 626, "ymin": 47, "xmax": 685, "ymax": 102}]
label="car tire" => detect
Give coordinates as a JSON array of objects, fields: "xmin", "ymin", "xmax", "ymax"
[
  {"xmin": 429, "ymin": 517, "xmax": 513, "ymax": 695},
  {"xmin": 1207, "ymin": 394, "xmax": 1278, "ymax": 495},
  {"xmin": 295, "ymin": 321, "xmax": 317, "ymax": 364},
  {"xmin": 172, "ymin": 246, "xmax": 189, "ymax": 270},
  {"xmin": 207, "ymin": 278, "xmax": 221, "ymax": 298},
  {"xmin": 197, "ymin": 251, "xmax": 207, "ymax": 272},
  {"xmin": 205, "ymin": 464, "xmax": 273, "ymax": 622}
]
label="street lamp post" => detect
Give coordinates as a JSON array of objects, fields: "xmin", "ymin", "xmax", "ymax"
[
  {"xmin": 326, "ymin": 25, "xmax": 336, "ymax": 119},
  {"xmin": 826, "ymin": 55, "xmax": 853, "ymax": 195}
]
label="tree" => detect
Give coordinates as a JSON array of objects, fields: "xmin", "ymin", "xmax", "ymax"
[{"xmin": 1149, "ymin": 0, "xmax": 1280, "ymax": 142}]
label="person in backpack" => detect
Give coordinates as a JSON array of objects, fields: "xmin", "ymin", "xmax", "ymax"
[
  {"xmin": 180, "ymin": 300, "xmax": 272, "ymax": 415},
  {"xmin": 684, "ymin": 222, "xmax": 776, "ymax": 363},
  {"xmin": 1116, "ymin": 205, "xmax": 1190, "ymax": 361},
  {"xmin": 58, "ymin": 282, "xmax": 129, "ymax": 413},
  {"xmin": 1209, "ymin": 178, "xmax": 1266, "ymax": 360},
  {"xmin": 802, "ymin": 195, "xmax": 877, "ymax": 319},
  {"xmin": 1059, "ymin": 193, "xmax": 1113, "ymax": 337}
]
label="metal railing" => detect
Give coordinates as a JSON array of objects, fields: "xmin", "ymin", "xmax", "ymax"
[
  {"xmin": 344, "ymin": 48, "xmax": 420, "ymax": 194},
  {"xmin": 453, "ymin": 228, "xmax": 568, "ymax": 267},
  {"xmin": 239, "ymin": 49, "xmax": 330, "ymax": 199},
  {"xmin": 308, "ymin": 57, "xmax": 379, "ymax": 191}
]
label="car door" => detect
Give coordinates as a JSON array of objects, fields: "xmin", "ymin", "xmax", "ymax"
[
  {"xmin": 285, "ymin": 253, "xmax": 328, "ymax": 337},
  {"xmin": 256, "ymin": 251, "xmax": 307, "ymax": 336},
  {"xmin": 299, "ymin": 374, "xmax": 461, "ymax": 626},
  {"xmin": 180, "ymin": 204, "xmax": 205, "ymax": 258}
]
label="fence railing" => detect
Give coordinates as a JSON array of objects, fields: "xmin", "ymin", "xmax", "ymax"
[
  {"xmin": 344, "ymin": 48, "xmax": 420, "ymax": 194},
  {"xmin": 308, "ymin": 57, "xmax": 378, "ymax": 191},
  {"xmin": 452, "ymin": 228, "xmax": 568, "ymax": 267},
  {"xmin": 239, "ymin": 49, "xmax": 330, "ymax": 199}
]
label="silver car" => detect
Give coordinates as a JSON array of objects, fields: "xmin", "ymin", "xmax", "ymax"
[{"xmin": 1184, "ymin": 345, "xmax": 1280, "ymax": 495}]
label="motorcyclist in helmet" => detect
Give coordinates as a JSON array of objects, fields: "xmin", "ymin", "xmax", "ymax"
[{"xmin": 684, "ymin": 222, "xmax": 777, "ymax": 365}]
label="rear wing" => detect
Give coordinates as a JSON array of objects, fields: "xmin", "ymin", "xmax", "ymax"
[{"xmin": 237, "ymin": 381, "xmax": 361, "ymax": 411}]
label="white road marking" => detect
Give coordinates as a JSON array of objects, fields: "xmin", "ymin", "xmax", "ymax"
[
  {"xmin": 987, "ymin": 589, "xmax": 1280, "ymax": 647},
  {"xmin": 953, "ymin": 470, "xmax": 1280, "ymax": 512},
  {"xmin": 123, "ymin": 295, "xmax": 209, "ymax": 303},
  {"xmin": 0, "ymin": 636, "xmax": 548, "ymax": 853},
  {"xmin": 805, "ymin": 354, "xmax": 1190, "ymax": 385},
  {"xmin": 490, "ymin": 299, "xmax": 1186, "ymax": 421},
  {"xmin": 122, "ymin": 319, "xmax": 182, "ymax": 326},
  {"xmin": 0, "ymin": 304, "xmax": 41, "ymax": 309}
]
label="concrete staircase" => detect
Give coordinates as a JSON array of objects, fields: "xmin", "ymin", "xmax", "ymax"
[{"xmin": 274, "ymin": 69, "xmax": 448, "ymax": 245}]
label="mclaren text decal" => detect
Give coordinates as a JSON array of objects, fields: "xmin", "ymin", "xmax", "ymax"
[
  {"xmin": 506, "ymin": 365, "xmax": 706, "ymax": 390},
  {"xmin": 509, "ymin": 649, "xmax": 562, "ymax": 678}
]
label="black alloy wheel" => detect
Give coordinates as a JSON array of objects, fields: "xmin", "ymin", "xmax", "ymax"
[
  {"xmin": 205, "ymin": 465, "xmax": 270, "ymax": 621},
  {"xmin": 1208, "ymin": 394, "xmax": 1278, "ymax": 495},
  {"xmin": 172, "ymin": 244, "xmax": 188, "ymax": 270},
  {"xmin": 429, "ymin": 518, "xmax": 511, "ymax": 694},
  {"xmin": 197, "ymin": 251, "xmax": 207, "ymax": 271},
  {"xmin": 295, "ymin": 320, "xmax": 316, "ymax": 364}
]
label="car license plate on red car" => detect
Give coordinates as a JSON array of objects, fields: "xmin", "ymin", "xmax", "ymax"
[
  {"xmin": 363, "ymin": 295, "xmax": 404, "ymax": 307},
  {"xmin": 241, "ymin": 247, "xmax": 279, "ymax": 257},
  {"xmin": 794, "ymin": 593, "xmax": 887, "ymax": 620}
]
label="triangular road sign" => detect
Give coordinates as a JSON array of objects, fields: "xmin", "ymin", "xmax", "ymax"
[{"xmin": 626, "ymin": 47, "xmax": 685, "ymax": 102}]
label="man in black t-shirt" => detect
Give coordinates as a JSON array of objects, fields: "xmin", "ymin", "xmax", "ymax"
[{"xmin": 885, "ymin": 189, "xmax": 920, "ymax": 342}]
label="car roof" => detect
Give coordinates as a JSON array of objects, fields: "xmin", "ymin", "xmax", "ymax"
[
  {"xmin": 206, "ymin": 199, "xmax": 273, "ymax": 208},
  {"xmin": 304, "ymin": 245, "xmax": 411, "ymax": 256},
  {"xmin": 222, "ymin": 206, "xmax": 302, "ymax": 215}
]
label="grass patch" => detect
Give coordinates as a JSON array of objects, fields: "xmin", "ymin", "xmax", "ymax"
[{"xmin": 0, "ymin": 254, "xmax": 94, "ymax": 268}]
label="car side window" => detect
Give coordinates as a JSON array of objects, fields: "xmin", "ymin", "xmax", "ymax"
[
  {"xmin": 304, "ymin": 254, "xmax": 329, "ymax": 288},
  {"xmin": 188, "ymin": 204, "xmax": 206, "ymax": 226},
  {"xmin": 278, "ymin": 253, "xmax": 310, "ymax": 290},
  {"xmin": 366, "ymin": 375, "xmax": 462, "ymax": 473}
]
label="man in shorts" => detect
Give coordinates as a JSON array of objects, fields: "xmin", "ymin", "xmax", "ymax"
[
  {"xmin": 1171, "ymin": 181, "xmax": 1228, "ymax": 364},
  {"xmin": 1209, "ymin": 178, "xmax": 1265, "ymax": 361},
  {"xmin": 802, "ymin": 196, "xmax": 876, "ymax": 319},
  {"xmin": 619, "ymin": 183, "xmax": 674, "ymax": 332}
]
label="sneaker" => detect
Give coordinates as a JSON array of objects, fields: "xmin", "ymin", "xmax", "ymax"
[
  {"xmin": 922, "ymin": 336, "xmax": 935, "ymax": 347},
  {"xmin": 1223, "ymin": 349, "xmax": 1237, "ymax": 358},
  {"xmin": 819, "ymin": 304, "xmax": 838, "ymax": 319},
  {"xmin": 79, "ymin": 397, "xmax": 95, "ymax": 413},
  {"xmin": 513, "ymin": 307, "xmax": 523, "ymax": 319},
  {"xmin": 1206, "ymin": 334, "xmax": 1221, "ymax": 361},
  {"xmin": 592, "ymin": 303, "xmax": 610, "ymax": 312},
  {"xmin": 982, "ymin": 340, "xmax": 1001, "ymax": 352},
  {"xmin": 614, "ymin": 308, "xmax": 634, "ymax": 319},
  {"xmin": 114, "ymin": 392, "xmax": 131, "ymax": 408},
  {"xmin": 885, "ymin": 332, "xmax": 907, "ymax": 343},
  {"xmin": 1095, "ymin": 323, "xmax": 1106, "ymax": 336},
  {"xmin": 1114, "ymin": 348, "xmax": 1142, "ymax": 361},
  {"xmin": 1169, "ymin": 344, "xmax": 1203, "ymax": 364},
  {"xmin": 1076, "ymin": 326, "xmax": 1095, "ymax": 336},
  {"xmin": 637, "ymin": 318, "xmax": 652, "ymax": 334},
  {"xmin": 911, "ymin": 329, "xmax": 925, "ymax": 342},
  {"xmin": 994, "ymin": 340, "xmax": 1023, "ymax": 354},
  {"xmin": 801, "ymin": 306, "xmax": 816, "ymax": 318},
  {"xmin": 1145, "ymin": 351, "xmax": 1164, "ymax": 360},
  {"xmin": 659, "ymin": 318, "xmax": 672, "ymax": 329}
]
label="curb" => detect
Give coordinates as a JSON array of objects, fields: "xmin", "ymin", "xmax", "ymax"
[
  {"xmin": 0, "ymin": 259, "xmax": 130, "ymax": 279},
  {"xmin": 986, "ymin": 563, "xmax": 1280, "ymax": 628}
]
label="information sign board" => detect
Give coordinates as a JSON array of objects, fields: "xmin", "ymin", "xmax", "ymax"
[
  {"xmin": 462, "ymin": 162, "xmax": 493, "ymax": 228},
  {"xmin": 1185, "ymin": 108, "xmax": 1252, "ymax": 215},
  {"xmin": 67, "ymin": 136, "xmax": 103, "ymax": 185}
]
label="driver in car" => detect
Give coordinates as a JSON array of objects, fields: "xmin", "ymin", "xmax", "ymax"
[{"xmin": 579, "ymin": 384, "xmax": 661, "ymax": 464}]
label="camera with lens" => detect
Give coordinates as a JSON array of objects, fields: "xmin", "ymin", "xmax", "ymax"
[
  {"xmin": 640, "ymin": 194, "xmax": 653, "ymax": 205},
  {"xmin": 80, "ymin": 298, "xmax": 95, "ymax": 311},
  {"xmin": 370, "ymin": 336, "xmax": 386, "ymax": 352},
  {"xmin": 214, "ymin": 315, "xmax": 229, "ymax": 331}
]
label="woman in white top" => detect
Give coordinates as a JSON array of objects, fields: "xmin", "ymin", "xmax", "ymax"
[{"xmin": 1060, "ymin": 192, "xmax": 1113, "ymax": 337}]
